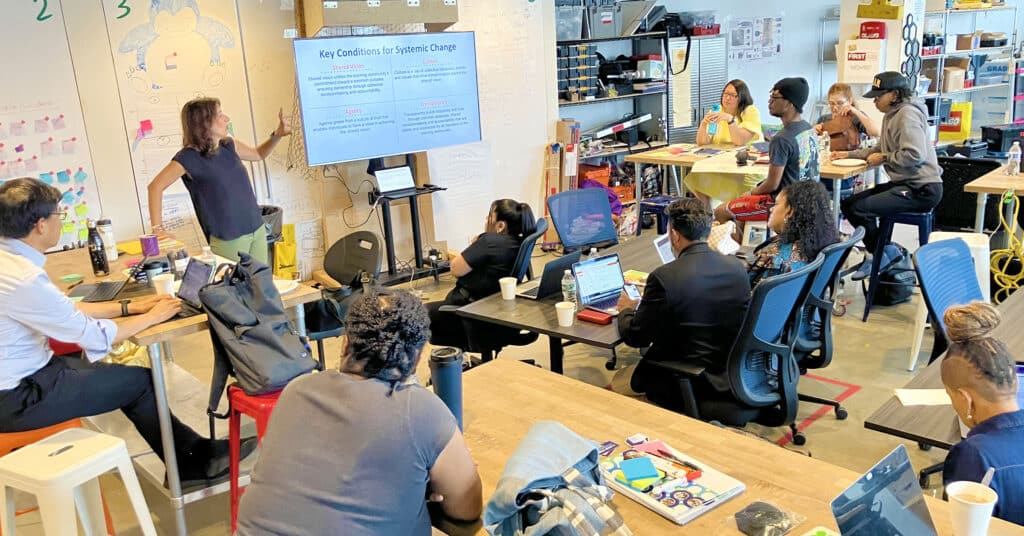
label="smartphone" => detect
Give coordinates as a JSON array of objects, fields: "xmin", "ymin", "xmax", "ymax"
[{"xmin": 624, "ymin": 284, "xmax": 641, "ymax": 300}]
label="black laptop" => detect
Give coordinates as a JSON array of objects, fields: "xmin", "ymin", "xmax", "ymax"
[{"xmin": 515, "ymin": 251, "xmax": 582, "ymax": 300}]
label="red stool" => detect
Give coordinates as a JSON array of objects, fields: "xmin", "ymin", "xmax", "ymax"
[
  {"xmin": 228, "ymin": 385, "xmax": 282, "ymax": 533},
  {"xmin": 0, "ymin": 420, "xmax": 115, "ymax": 535}
]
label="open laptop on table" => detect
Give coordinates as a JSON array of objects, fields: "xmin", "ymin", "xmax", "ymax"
[
  {"xmin": 830, "ymin": 444, "xmax": 938, "ymax": 535},
  {"xmin": 374, "ymin": 165, "xmax": 418, "ymax": 197},
  {"xmin": 572, "ymin": 253, "xmax": 627, "ymax": 315},
  {"xmin": 174, "ymin": 258, "xmax": 214, "ymax": 318},
  {"xmin": 515, "ymin": 251, "xmax": 582, "ymax": 300},
  {"xmin": 73, "ymin": 257, "xmax": 149, "ymax": 303}
]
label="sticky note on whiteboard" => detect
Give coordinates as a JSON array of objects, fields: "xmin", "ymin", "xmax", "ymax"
[
  {"xmin": 74, "ymin": 167, "xmax": 88, "ymax": 183},
  {"xmin": 34, "ymin": 118, "xmax": 49, "ymax": 134},
  {"xmin": 40, "ymin": 171, "xmax": 54, "ymax": 184},
  {"xmin": 139, "ymin": 120, "xmax": 153, "ymax": 134},
  {"xmin": 57, "ymin": 169, "xmax": 71, "ymax": 183},
  {"xmin": 62, "ymin": 137, "xmax": 77, "ymax": 154},
  {"xmin": 62, "ymin": 221, "xmax": 75, "ymax": 234},
  {"xmin": 74, "ymin": 203, "xmax": 89, "ymax": 217},
  {"xmin": 52, "ymin": 114, "xmax": 66, "ymax": 130}
]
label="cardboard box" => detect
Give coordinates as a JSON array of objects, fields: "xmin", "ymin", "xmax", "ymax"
[
  {"xmin": 956, "ymin": 32, "xmax": 980, "ymax": 51},
  {"xmin": 943, "ymin": 67, "xmax": 966, "ymax": 92}
]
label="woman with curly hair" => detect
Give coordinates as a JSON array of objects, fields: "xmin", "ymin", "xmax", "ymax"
[
  {"xmin": 238, "ymin": 288, "xmax": 482, "ymax": 535},
  {"xmin": 747, "ymin": 180, "xmax": 838, "ymax": 286},
  {"xmin": 940, "ymin": 302, "xmax": 1024, "ymax": 525}
]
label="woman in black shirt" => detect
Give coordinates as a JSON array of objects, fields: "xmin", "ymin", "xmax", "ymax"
[{"xmin": 426, "ymin": 199, "xmax": 537, "ymax": 349}]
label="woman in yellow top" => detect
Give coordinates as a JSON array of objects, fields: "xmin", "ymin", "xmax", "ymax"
[
  {"xmin": 696, "ymin": 79, "xmax": 763, "ymax": 146},
  {"xmin": 687, "ymin": 79, "xmax": 764, "ymax": 207}
]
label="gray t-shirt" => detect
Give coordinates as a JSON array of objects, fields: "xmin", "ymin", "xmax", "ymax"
[{"xmin": 237, "ymin": 371, "xmax": 457, "ymax": 536}]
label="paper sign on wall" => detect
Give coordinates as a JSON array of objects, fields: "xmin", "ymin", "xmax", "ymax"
[{"xmin": 841, "ymin": 39, "xmax": 887, "ymax": 84}]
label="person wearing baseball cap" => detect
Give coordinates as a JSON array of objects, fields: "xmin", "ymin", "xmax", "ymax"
[
  {"xmin": 832, "ymin": 71, "xmax": 943, "ymax": 280},
  {"xmin": 715, "ymin": 77, "xmax": 820, "ymax": 227}
]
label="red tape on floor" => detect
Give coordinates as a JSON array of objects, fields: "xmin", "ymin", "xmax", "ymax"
[{"xmin": 776, "ymin": 373, "xmax": 862, "ymax": 447}]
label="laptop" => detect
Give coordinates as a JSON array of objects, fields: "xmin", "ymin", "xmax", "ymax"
[
  {"xmin": 572, "ymin": 253, "xmax": 627, "ymax": 315},
  {"xmin": 374, "ymin": 165, "xmax": 418, "ymax": 197},
  {"xmin": 830, "ymin": 445, "xmax": 938, "ymax": 536},
  {"xmin": 654, "ymin": 234, "xmax": 674, "ymax": 264},
  {"xmin": 77, "ymin": 257, "xmax": 148, "ymax": 303},
  {"xmin": 516, "ymin": 251, "xmax": 582, "ymax": 300},
  {"xmin": 174, "ymin": 258, "xmax": 214, "ymax": 318}
]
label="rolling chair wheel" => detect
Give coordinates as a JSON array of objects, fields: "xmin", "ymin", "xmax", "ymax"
[
  {"xmin": 605, "ymin": 359, "xmax": 617, "ymax": 371},
  {"xmin": 791, "ymin": 432, "xmax": 807, "ymax": 446},
  {"xmin": 920, "ymin": 473, "xmax": 931, "ymax": 488},
  {"xmin": 835, "ymin": 406, "xmax": 849, "ymax": 420},
  {"xmin": 918, "ymin": 442, "xmax": 932, "ymax": 452}
]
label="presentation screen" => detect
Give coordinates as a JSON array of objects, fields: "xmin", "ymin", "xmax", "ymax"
[{"xmin": 293, "ymin": 32, "xmax": 481, "ymax": 166}]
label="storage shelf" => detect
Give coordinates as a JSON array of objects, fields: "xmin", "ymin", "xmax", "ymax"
[
  {"xmin": 579, "ymin": 140, "xmax": 669, "ymax": 159},
  {"xmin": 557, "ymin": 31, "xmax": 666, "ymax": 46},
  {"xmin": 559, "ymin": 89, "xmax": 666, "ymax": 107},
  {"xmin": 926, "ymin": 4, "xmax": 1016, "ymax": 14},
  {"xmin": 921, "ymin": 45, "xmax": 1012, "ymax": 59},
  {"xmin": 923, "ymin": 82, "xmax": 1009, "ymax": 98}
]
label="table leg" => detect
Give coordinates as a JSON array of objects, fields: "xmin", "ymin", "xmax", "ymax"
[
  {"xmin": 147, "ymin": 342, "xmax": 188, "ymax": 536},
  {"xmin": 161, "ymin": 341, "xmax": 174, "ymax": 364},
  {"xmin": 975, "ymin": 193, "xmax": 988, "ymax": 233},
  {"xmin": 548, "ymin": 336, "xmax": 564, "ymax": 375},
  {"xmin": 294, "ymin": 303, "xmax": 307, "ymax": 338},
  {"xmin": 832, "ymin": 182, "xmax": 842, "ymax": 230},
  {"xmin": 635, "ymin": 161, "xmax": 643, "ymax": 237}
]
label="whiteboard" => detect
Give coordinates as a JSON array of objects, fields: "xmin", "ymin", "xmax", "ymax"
[
  {"xmin": 99, "ymin": 0, "xmax": 257, "ymax": 250},
  {"xmin": 428, "ymin": 0, "xmax": 549, "ymax": 252},
  {"xmin": 0, "ymin": 2, "xmax": 103, "ymax": 250}
]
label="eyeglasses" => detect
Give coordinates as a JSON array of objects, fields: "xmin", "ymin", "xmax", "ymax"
[
  {"xmin": 51, "ymin": 211, "xmax": 68, "ymax": 222},
  {"xmin": 828, "ymin": 100, "xmax": 849, "ymax": 107},
  {"xmin": 768, "ymin": 93, "xmax": 783, "ymax": 101},
  {"xmin": 722, "ymin": 91, "xmax": 739, "ymax": 98}
]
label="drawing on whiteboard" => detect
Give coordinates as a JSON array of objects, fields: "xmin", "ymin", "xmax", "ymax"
[
  {"xmin": 118, "ymin": 0, "xmax": 233, "ymax": 92},
  {"xmin": 294, "ymin": 219, "xmax": 324, "ymax": 280}
]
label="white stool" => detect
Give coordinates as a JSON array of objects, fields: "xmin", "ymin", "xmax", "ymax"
[
  {"xmin": 907, "ymin": 232, "xmax": 991, "ymax": 371},
  {"xmin": 0, "ymin": 428, "xmax": 156, "ymax": 536}
]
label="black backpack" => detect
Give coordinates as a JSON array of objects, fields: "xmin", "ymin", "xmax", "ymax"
[{"xmin": 874, "ymin": 244, "xmax": 916, "ymax": 306}]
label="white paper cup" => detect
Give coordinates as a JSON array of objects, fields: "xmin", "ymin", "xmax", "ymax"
[
  {"xmin": 499, "ymin": 277, "xmax": 517, "ymax": 300},
  {"xmin": 152, "ymin": 273, "xmax": 176, "ymax": 296},
  {"xmin": 946, "ymin": 481, "xmax": 998, "ymax": 536},
  {"xmin": 555, "ymin": 301, "xmax": 576, "ymax": 327}
]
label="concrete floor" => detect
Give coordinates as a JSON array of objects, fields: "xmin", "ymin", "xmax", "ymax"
[{"xmin": 11, "ymin": 228, "xmax": 953, "ymax": 534}]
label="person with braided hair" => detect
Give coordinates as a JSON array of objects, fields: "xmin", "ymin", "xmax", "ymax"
[
  {"xmin": 941, "ymin": 301, "xmax": 1024, "ymax": 525},
  {"xmin": 238, "ymin": 288, "xmax": 482, "ymax": 535}
]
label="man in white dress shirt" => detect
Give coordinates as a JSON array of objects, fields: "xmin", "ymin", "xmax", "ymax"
[{"xmin": 0, "ymin": 178, "xmax": 252, "ymax": 490}]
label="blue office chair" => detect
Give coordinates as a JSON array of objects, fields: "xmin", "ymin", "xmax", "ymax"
[
  {"xmin": 511, "ymin": 219, "xmax": 547, "ymax": 283},
  {"xmin": 913, "ymin": 238, "xmax": 986, "ymax": 364},
  {"xmin": 649, "ymin": 255, "xmax": 824, "ymax": 446},
  {"xmin": 793, "ymin": 227, "xmax": 865, "ymax": 421},
  {"xmin": 546, "ymin": 189, "xmax": 619, "ymax": 253}
]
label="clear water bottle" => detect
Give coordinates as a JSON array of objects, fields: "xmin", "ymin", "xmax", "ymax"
[
  {"xmin": 707, "ymin": 104, "xmax": 721, "ymax": 135},
  {"xmin": 820, "ymin": 131, "xmax": 831, "ymax": 164},
  {"xmin": 198, "ymin": 245, "xmax": 217, "ymax": 267},
  {"xmin": 561, "ymin": 269, "xmax": 577, "ymax": 305},
  {"xmin": 1007, "ymin": 141, "xmax": 1021, "ymax": 176}
]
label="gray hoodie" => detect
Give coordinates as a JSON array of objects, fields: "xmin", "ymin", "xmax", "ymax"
[{"xmin": 849, "ymin": 99, "xmax": 942, "ymax": 188}]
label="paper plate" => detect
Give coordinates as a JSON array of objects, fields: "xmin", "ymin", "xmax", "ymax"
[
  {"xmin": 274, "ymin": 279, "xmax": 299, "ymax": 295},
  {"xmin": 831, "ymin": 158, "xmax": 867, "ymax": 167}
]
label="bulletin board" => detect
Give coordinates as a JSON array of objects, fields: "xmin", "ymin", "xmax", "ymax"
[
  {"xmin": 99, "ymin": 0, "xmax": 257, "ymax": 251},
  {"xmin": 0, "ymin": 2, "xmax": 103, "ymax": 250}
]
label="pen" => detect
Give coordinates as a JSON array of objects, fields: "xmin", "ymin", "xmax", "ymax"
[
  {"xmin": 66, "ymin": 280, "xmax": 83, "ymax": 292},
  {"xmin": 656, "ymin": 449, "xmax": 703, "ymax": 479}
]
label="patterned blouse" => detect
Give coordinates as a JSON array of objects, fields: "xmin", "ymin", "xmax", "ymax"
[{"xmin": 747, "ymin": 237, "xmax": 808, "ymax": 287}]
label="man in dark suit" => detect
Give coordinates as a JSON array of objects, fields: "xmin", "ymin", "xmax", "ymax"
[{"xmin": 613, "ymin": 198, "xmax": 751, "ymax": 408}]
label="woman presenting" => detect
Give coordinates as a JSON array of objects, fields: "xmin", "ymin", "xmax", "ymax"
[{"xmin": 148, "ymin": 98, "xmax": 291, "ymax": 264}]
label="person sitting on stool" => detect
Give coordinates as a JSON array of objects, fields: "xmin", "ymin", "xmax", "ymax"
[
  {"xmin": 0, "ymin": 177, "xmax": 256, "ymax": 490},
  {"xmin": 425, "ymin": 199, "xmax": 536, "ymax": 350},
  {"xmin": 940, "ymin": 302, "xmax": 1024, "ymax": 525}
]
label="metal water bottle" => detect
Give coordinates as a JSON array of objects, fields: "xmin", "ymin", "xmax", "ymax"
[{"xmin": 86, "ymin": 219, "xmax": 110, "ymax": 277}]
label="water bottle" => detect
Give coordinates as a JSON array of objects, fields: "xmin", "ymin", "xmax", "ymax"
[
  {"xmin": 429, "ymin": 347, "xmax": 464, "ymax": 430},
  {"xmin": 561, "ymin": 269, "xmax": 577, "ymax": 305},
  {"xmin": 820, "ymin": 131, "xmax": 831, "ymax": 164},
  {"xmin": 86, "ymin": 219, "xmax": 110, "ymax": 277},
  {"xmin": 1007, "ymin": 141, "xmax": 1021, "ymax": 176},
  {"xmin": 96, "ymin": 217, "xmax": 117, "ymax": 262},
  {"xmin": 707, "ymin": 104, "xmax": 721, "ymax": 135},
  {"xmin": 198, "ymin": 246, "xmax": 217, "ymax": 268}
]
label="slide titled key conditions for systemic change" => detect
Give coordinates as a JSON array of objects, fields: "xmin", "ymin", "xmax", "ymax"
[{"xmin": 293, "ymin": 32, "xmax": 481, "ymax": 166}]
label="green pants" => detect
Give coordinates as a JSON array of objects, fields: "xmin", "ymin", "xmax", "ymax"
[{"xmin": 209, "ymin": 225, "xmax": 268, "ymax": 265}]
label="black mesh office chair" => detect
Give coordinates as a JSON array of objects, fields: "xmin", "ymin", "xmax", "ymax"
[
  {"xmin": 792, "ymin": 227, "xmax": 865, "ymax": 422},
  {"xmin": 648, "ymin": 255, "xmax": 824, "ymax": 446},
  {"xmin": 307, "ymin": 231, "xmax": 382, "ymax": 369}
]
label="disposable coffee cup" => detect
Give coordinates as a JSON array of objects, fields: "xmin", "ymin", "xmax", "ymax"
[
  {"xmin": 152, "ymin": 273, "xmax": 175, "ymax": 296},
  {"xmin": 555, "ymin": 301, "xmax": 576, "ymax": 327},
  {"xmin": 946, "ymin": 481, "xmax": 998, "ymax": 536},
  {"xmin": 499, "ymin": 277, "xmax": 517, "ymax": 300}
]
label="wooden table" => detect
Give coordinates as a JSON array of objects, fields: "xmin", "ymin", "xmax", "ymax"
[
  {"xmin": 44, "ymin": 248, "xmax": 321, "ymax": 536},
  {"xmin": 456, "ymin": 236, "xmax": 661, "ymax": 374},
  {"xmin": 865, "ymin": 288, "xmax": 1024, "ymax": 450},
  {"xmin": 463, "ymin": 360, "xmax": 1024, "ymax": 535},
  {"xmin": 624, "ymin": 143, "xmax": 868, "ymax": 228},
  {"xmin": 964, "ymin": 167, "xmax": 1024, "ymax": 234}
]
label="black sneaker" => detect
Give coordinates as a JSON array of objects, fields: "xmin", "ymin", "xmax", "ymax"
[{"xmin": 174, "ymin": 437, "xmax": 259, "ymax": 492}]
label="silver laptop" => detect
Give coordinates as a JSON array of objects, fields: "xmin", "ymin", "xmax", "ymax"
[
  {"xmin": 572, "ymin": 253, "xmax": 626, "ymax": 315},
  {"xmin": 374, "ymin": 165, "xmax": 417, "ymax": 196},
  {"xmin": 516, "ymin": 251, "xmax": 582, "ymax": 300},
  {"xmin": 830, "ymin": 445, "xmax": 938, "ymax": 536},
  {"xmin": 654, "ymin": 234, "xmax": 674, "ymax": 264}
]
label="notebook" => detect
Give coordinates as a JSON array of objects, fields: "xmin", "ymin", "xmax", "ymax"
[
  {"xmin": 572, "ymin": 253, "xmax": 626, "ymax": 315},
  {"xmin": 515, "ymin": 251, "xmax": 581, "ymax": 300},
  {"xmin": 600, "ymin": 436, "xmax": 745, "ymax": 525},
  {"xmin": 831, "ymin": 445, "xmax": 937, "ymax": 535}
]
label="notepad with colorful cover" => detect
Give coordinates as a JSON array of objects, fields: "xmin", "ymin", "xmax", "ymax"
[{"xmin": 599, "ymin": 436, "xmax": 745, "ymax": 525}]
